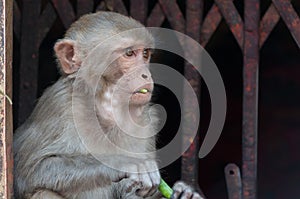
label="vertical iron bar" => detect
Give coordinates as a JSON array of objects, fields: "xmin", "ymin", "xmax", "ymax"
[
  {"xmin": 0, "ymin": 0, "xmax": 13, "ymax": 197},
  {"xmin": 243, "ymin": 0, "xmax": 260, "ymax": 199},
  {"xmin": 13, "ymin": 1, "xmax": 21, "ymax": 41},
  {"xmin": 181, "ymin": 0, "xmax": 204, "ymax": 197},
  {"xmin": 18, "ymin": 0, "xmax": 41, "ymax": 125}
]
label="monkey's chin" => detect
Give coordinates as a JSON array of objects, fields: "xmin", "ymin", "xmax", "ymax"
[{"xmin": 130, "ymin": 92, "xmax": 152, "ymax": 105}]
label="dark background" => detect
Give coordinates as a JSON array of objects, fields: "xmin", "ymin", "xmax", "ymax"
[{"xmin": 13, "ymin": 1, "xmax": 300, "ymax": 198}]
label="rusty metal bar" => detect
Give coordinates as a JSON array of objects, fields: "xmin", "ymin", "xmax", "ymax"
[
  {"xmin": 0, "ymin": 0, "xmax": 13, "ymax": 197},
  {"xmin": 181, "ymin": 0, "xmax": 202, "ymax": 183},
  {"xmin": 51, "ymin": 0, "xmax": 75, "ymax": 29},
  {"xmin": 147, "ymin": 3, "xmax": 165, "ymax": 27},
  {"xmin": 77, "ymin": 0, "xmax": 94, "ymax": 18},
  {"xmin": 13, "ymin": 1, "xmax": 21, "ymax": 41},
  {"xmin": 200, "ymin": 4, "xmax": 222, "ymax": 47},
  {"xmin": 18, "ymin": 0, "xmax": 41, "ymax": 125},
  {"xmin": 114, "ymin": 0, "xmax": 128, "ymax": 15},
  {"xmin": 157, "ymin": 0, "xmax": 185, "ymax": 32},
  {"xmin": 130, "ymin": 0, "xmax": 148, "ymax": 24},
  {"xmin": 272, "ymin": 0, "xmax": 300, "ymax": 48},
  {"xmin": 259, "ymin": 3, "xmax": 280, "ymax": 48},
  {"xmin": 214, "ymin": 0, "xmax": 244, "ymax": 49},
  {"xmin": 106, "ymin": 0, "xmax": 128, "ymax": 16},
  {"xmin": 181, "ymin": 0, "xmax": 205, "ymax": 198},
  {"xmin": 186, "ymin": 0, "xmax": 203, "ymax": 43},
  {"xmin": 37, "ymin": 2, "xmax": 57, "ymax": 46},
  {"xmin": 242, "ymin": 0, "xmax": 260, "ymax": 199},
  {"xmin": 225, "ymin": 164, "xmax": 242, "ymax": 199}
]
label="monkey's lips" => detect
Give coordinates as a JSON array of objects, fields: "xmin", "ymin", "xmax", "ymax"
[
  {"xmin": 131, "ymin": 85, "xmax": 153, "ymax": 104},
  {"xmin": 133, "ymin": 88, "xmax": 151, "ymax": 94},
  {"xmin": 133, "ymin": 84, "xmax": 153, "ymax": 95}
]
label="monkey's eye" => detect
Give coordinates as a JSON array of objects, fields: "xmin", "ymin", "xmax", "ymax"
[
  {"xmin": 125, "ymin": 48, "xmax": 135, "ymax": 57},
  {"xmin": 143, "ymin": 48, "xmax": 151, "ymax": 59}
]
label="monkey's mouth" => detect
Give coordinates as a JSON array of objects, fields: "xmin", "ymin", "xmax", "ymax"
[
  {"xmin": 133, "ymin": 84, "xmax": 153, "ymax": 95},
  {"xmin": 133, "ymin": 88, "xmax": 151, "ymax": 94},
  {"xmin": 131, "ymin": 86, "xmax": 152, "ymax": 105}
]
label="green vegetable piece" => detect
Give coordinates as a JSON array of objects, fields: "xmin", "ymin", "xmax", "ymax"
[
  {"xmin": 139, "ymin": 88, "xmax": 148, "ymax": 93},
  {"xmin": 158, "ymin": 179, "xmax": 173, "ymax": 199}
]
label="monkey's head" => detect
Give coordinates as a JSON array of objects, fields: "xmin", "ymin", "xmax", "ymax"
[{"xmin": 54, "ymin": 12, "xmax": 155, "ymax": 106}]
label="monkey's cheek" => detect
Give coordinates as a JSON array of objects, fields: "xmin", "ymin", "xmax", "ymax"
[{"xmin": 130, "ymin": 93, "xmax": 152, "ymax": 105}]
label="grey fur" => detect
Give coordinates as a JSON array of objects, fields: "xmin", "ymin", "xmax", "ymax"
[{"xmin": 14, "ymin": 11, "xmax": 202, "ymax": 199}]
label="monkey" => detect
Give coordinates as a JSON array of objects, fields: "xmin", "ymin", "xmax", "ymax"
[{"xmin": 13, "ymin": 11, "xmax": 203, "ymax": 199}]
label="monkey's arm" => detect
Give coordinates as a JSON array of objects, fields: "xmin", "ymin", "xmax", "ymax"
[{"xmin": 26, "ymin": 154, "xmax": 127, "ymax": 195}]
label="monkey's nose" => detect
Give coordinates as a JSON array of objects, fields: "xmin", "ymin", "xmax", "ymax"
[{"xmin": 141, "ymin": 74, "xmax": 148, "ymax": 79}]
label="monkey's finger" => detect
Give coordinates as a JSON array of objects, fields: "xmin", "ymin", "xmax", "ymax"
[
  {"xmin": 172, "ymin": 182, "xmax": 202, "ymax": 199},
  {"xmin": 191, "ymin": 192, "xmax": 203, "ymax": 199},
  {"xmin": 123, "ymin": 163, "xmax": 138, "ymax": 174},
  {"xmin": 146, "ymin": 171, "xmax": 160, "ymax": 196},
  {"xmin": 144, "ymin": 160, "xmax": 160, "ymax": 196},
  {"xmin": 110, "ymin": 166, "xmax": 131, "ymax": 182},
  {"xmin": 171, "ymin": 182, "xmax": 185, "ymax": 199},
  {"xmin": 178, "ymin": 188, "xmax": 193, "ymax": 199},
  {"xmin": 111, "ymin": 172, "xmax": 128, "ymax": 182},
  {"xmin": 144, "ymin": 160, "xmax": 161, "ymax": 188},
  {"xmin": 135, "ymin": 164, "xmax": 153, "ymax": 197},
  {"xmin": 125, "ymin": 179, "xmax": 142, "ymax": 193},
  {"xmin": 144, "ymin": 160, "xmax": 160, "ymax": 185},
  {"xmin": 123, "ymin": 164, "xmax": 141, "ymax": 193},
  {"xmin": 172, "ymin": 182, "xmax": 185, "ymax": 191},
  {"xmin": 135, "ymin": 173, "xmax": 152, "ymax": 197}
]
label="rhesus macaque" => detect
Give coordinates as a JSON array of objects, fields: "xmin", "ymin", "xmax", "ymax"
[{"xmin": 14, "ymin": 12, "xmax": 202, "ymax": 199}]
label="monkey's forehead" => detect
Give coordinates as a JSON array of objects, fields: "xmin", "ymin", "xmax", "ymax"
[
  {"xmin": 117, "ymin": 37, "xmax": 155, "ymax": 48},
  {"xmin": 114, "ymin": 28, "xmax": 155, "ymax": 46},
  {"xmin": 87, "ymin": 29, "xmax": 155, "ymax": 51},
  {"xmin": 66, "ymin": 12, "xmax": 155, "ymax": 45}
]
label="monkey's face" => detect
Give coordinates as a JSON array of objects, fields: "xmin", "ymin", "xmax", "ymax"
[{"xmin": 102, "ymin": 46, "xmax": 154, "ymax": 106}]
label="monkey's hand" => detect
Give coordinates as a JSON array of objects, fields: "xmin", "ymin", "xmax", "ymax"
[
  {"xmin": 169, "ymin": 182, "xmax": 203, "ymax": 199},
  {"xmin": 117, "ymin": 159, "xmax": 161, "ymax": 198}
]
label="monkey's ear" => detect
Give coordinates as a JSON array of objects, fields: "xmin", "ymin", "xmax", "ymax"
[{"xmin": 54, "ymin": 40, "xmax": 80, "ymax": 74}]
